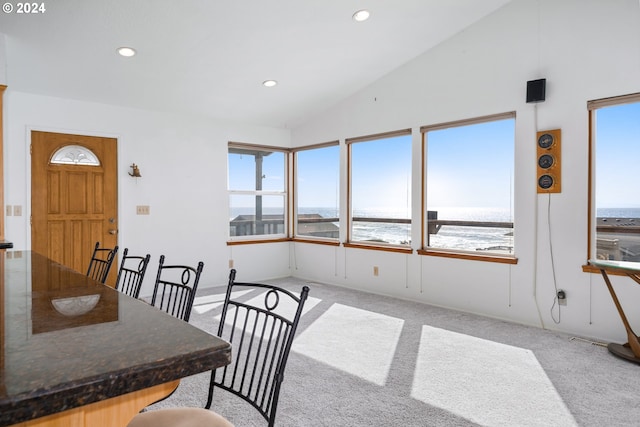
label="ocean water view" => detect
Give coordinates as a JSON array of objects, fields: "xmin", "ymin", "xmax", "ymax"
[
  {"xmin": 230, "ymin": 206, "xmax": 640, "ymax": 253},
  {"xmin": 424, "ymin": 207, "xmax": 513, "ymax": 252},
  {"xmin": 597, "ymin": 207, "xmax": 640, "ymax": 218},
  {"xmin": 231, "ymin": 206, "xmax": 516, "ymax": 252}
]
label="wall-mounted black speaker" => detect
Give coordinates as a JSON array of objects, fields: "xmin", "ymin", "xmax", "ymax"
[{"xmin": 526, "ymin": 79, "xmax": 546, "ymax": 103}]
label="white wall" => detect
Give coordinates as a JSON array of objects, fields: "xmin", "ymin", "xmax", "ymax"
[
  {"xmin": 290, "ymin": 0, "xmax": 640, "ymax": 343},
  {"xmin": 3, "ymin": 91, "xmax": 293, "ymax": 296}
]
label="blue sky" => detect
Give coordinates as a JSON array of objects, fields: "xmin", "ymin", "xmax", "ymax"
[
  {"xmin": 350, "ymin": 136, "xmax": 411, "ymax": 214},
  {"xmin": 595, "ymin": 102, "xmax": 640, "ymax": 208},
  {"xmin": 426, "ymin": 119, "xmax": 514, "ymax": 210},
  {"xmin": 228, "ymin": 150, "xmax": 286, "ymax": 192},
  {"xmin": 296, "ymin": 145, "xmax": 340, "ymax": 209}
]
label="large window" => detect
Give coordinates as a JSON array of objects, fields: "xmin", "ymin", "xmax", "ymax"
[
  {"xmin": 294, "ymin": 142, "xmax": 340, "ymax": 241},
  {"xmin": 421, "ymin": 113, "xmax": 515, "ymax": 257},
  {"xmin": 347, "ymin": 130, "xmax": 412, "ymax": 247},
  {"xmin": 228, "ymin": 143, "xmax": 288, "ymax": 240},
  {"xmin": 589, "ymin": 94, "xmax": 640, "ymax": 262}
]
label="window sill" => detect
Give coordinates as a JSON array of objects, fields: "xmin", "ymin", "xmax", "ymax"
[
  {"xmin": 418, "ymin": 248, "xmax": 518, "ymax": 264},
  {"xmin": 292, "ymin": 238, "xmax": 341, "ymax": 247},
  {"xmin": 227, "ymin": 237, "xmax": 291, "ymax": 246},
  {"xmin": 582, "ymin": 263, "xmax": 637, "ymax": 276},
  {"xmin": 343, "ymin": 242, "xmax": 413, "ymax": 254}
]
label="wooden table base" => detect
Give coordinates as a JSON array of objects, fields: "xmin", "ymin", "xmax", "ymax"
[
  {"xmin": 598, "ymin": 269, "xmax": 640, "ymax": 362},
  {"xmin": 9, "ymin": 380, "xmax": 179, "ymax": 427},
  {"xmin": 590, "ymin": 259, "xmax": 640, "ymax": 364},
  {"xmin": 608, "ymin": 342, "xmax": 640, "ymax": 365}
]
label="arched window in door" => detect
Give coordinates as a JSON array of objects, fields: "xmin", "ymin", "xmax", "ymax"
[{"xmin": 50, "ymin": 145, "xmax": 100, "ymax": 166}]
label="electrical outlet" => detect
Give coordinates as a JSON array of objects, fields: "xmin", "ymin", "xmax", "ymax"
[
  {"xmin": 6, "ymin": 205, "xmax": 11, "ymax": 216},
  {"xmin": 13, "ymin": 205, "xmax": 22, "ymax": 216},
  {"xmin": 557, "ymin": 290, "xmax": 567, "ymax": 306},
  {"xmin": 373, "ymin": 266, "xmax": 379, "ymax": 276},
  {"xmin": 136, "ymin": 205, "xmax": 150, "ymax": 215},
  {"xmin": 229, "ymin": 259, "xmax": 234, "ymax": 268}
]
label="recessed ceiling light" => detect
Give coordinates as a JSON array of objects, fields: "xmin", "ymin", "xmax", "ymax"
[
  {"xmin": 352, "ymin": 9, "xmax": 370, "ymax": 22},
  {"xmin": 117, "ymin": 47, "xmax": 137, "ymax": 57},
  {"xmin": 263, "ymin": 80, "xmax": 278, "ymax": 87}
]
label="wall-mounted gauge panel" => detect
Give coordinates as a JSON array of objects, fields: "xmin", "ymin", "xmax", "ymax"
[{"xmin": 536, "ymin": 129, "xmax": 561, "ymax": 193}]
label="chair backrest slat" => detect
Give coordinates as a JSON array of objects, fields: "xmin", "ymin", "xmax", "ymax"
[
  {"xmin": 205, "ymin": 269, "xmax": 309, "ymax": 427},
  {"xmin": 248, "ymin": 313, "xmax": 270, "ymax": 399}
]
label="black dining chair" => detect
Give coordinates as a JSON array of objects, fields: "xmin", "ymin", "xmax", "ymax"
[
  {"xmin": 114, "ymin": 248, "xmax": 151, "ymax": 299},
  {"xmin": 86, "ymin": 241, "xmax": 119, "ymax": 284},
  {"xmin": 127, "ymin": 269, "xmax": 310, "ymax": 427},
  {"xmin": 150, "ymin": 255, "xmax": 204, "ymax": 322}
]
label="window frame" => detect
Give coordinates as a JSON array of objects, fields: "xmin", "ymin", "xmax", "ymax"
[
  {"xmin": 418, "ymin": 112, "xmax": 518, "ymax": 264},
  {"xmin": 227, "ymin": 142, "xmax": 291, "ymax": 244},
  {"xmin": 50, "ymin": 145, "xmax": 101, "ymax": 166},
  {"xmin": 345, "ymin": 128, "xmax": 413, "ymax": 253},
  {"xmin": 291, "ymin": 140, "xmax": 341, "ymax": 245},
  {"xmin": 584, "ymin": 92, "xmax": 640, "ymax": 272}
]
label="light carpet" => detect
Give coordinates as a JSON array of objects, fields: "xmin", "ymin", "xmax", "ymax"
[{"xmin": 146, "ymin": 278, "xmax": 640, "ymax": 426}]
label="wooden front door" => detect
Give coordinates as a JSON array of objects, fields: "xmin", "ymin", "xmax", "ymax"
[{"xmin": 31, "ymin": 131, "xmax": 118, "ymax": 285}]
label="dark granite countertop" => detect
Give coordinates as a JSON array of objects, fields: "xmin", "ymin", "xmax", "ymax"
[{"xmin": 0, "ymin": 251, "xmax": 231, "ymax": 426}]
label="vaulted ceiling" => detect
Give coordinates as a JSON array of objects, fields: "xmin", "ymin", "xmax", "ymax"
[{"xmin": 0, "ymin": 0, "xmax": 512, "ymax": 128}]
